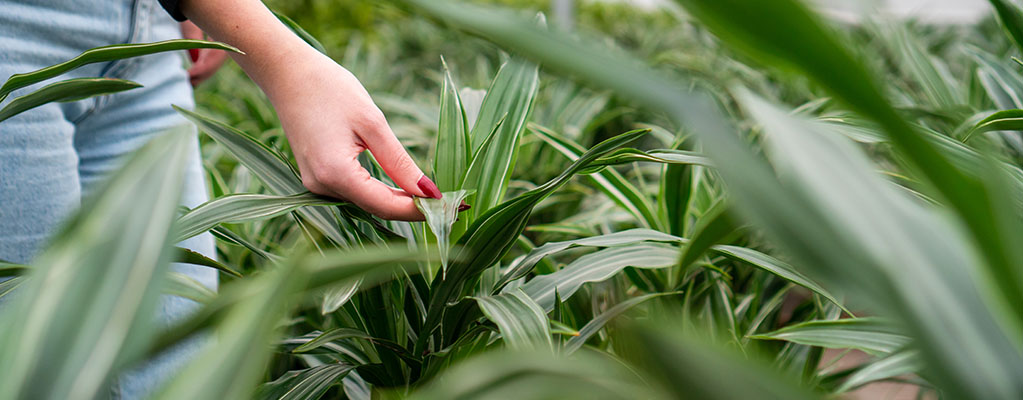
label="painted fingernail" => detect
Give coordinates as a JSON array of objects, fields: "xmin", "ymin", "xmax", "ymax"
[
  {"xmin": 417, "ymin": 175, "xmax": 442, "ymax": 199},
  {"xmin": 189, "ymin": 48, "xmax": 200, "ymax": 63}
]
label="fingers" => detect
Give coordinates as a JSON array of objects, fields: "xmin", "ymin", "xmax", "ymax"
[
  {"xmin": 188, "ymin": 49, "xmax": 229, "ymax": 86},
  {"xmin": 357, "ymin": 113, "xmax": 441, "ymax": 199},
  {"xmin": 302, "ymin": 145, "xmax": 425, "ymax": 221},
  {"xmin": 180, "ymin": 21, "xmax": 228, "ymax": 86}
]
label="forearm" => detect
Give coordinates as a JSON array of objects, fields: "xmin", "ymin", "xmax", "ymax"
[{"xmin": 179, "ymin": 0, "xmax": 323, "ymax": 102}]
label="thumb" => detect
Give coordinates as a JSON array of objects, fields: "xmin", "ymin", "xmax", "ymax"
[{"xmin": 361, "ymin": 120, "xmax": 442, "ymax": 200}]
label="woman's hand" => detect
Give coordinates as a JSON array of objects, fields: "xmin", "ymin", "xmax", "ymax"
[
  {"xmin": 181, "ymin": 0, "xmax": 441, "ymax": 221},
  {"xmin": 179, "ymin": 21, "xmax": 228, "ymax": 86},
  {"xmin": 270, "ymin": 50, "xmax": 441, "ymax": 221}
]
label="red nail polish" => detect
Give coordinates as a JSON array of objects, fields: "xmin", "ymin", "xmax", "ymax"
[
  {"xmin": 417, "ymin": 176, "xmax": 442, "ymax": 199},
  {"xmin": 189, "ymin": 48, "xmax": 200, "ymax": 63}
]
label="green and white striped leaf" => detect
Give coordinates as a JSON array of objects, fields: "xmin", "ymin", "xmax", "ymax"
[
  {"xmin": 531, "ymin": 124, "xmax": 660, "ymax": 228},
  {"xmin": 519, "ymin": 243, "xmax": 679, "ymax": 311},
  {"xmin": 463, "ymin": 58, "xmax": 539, "ymax": 216},
  {"xmin": 0, "ymin": 39, "xmax": 239, "ymax": 102},
  {"xmin": 497, "ymin": 229, "xmax": 684, "ymax": 290},
  {"xmin": 476, "ymin": 289, "xmax": 553, "ymax": 352},
  {"xmin": 175, "ymin": 192, "xmax": 342, "ymax": 242},
  {"xmin": 256, "ymin": 363, "xmax": 355, "ymax": 400},
  {"xmin": 963, "ymin": 109, "xmax": 1023, "ymax": 142},
  {"xmin": 564, "ymin": 292, "xmax": 680, "ymax": 354},
  {"xmin": 836, "ymin": 350, "xmax": 922, "ymax": 393},
  {"xmin": 750, "ymin": 318, "xmax": 909, "ymax": 356},
  {"xmin": 433, "ymin": 59, "xmax": 471, "ymax": 192},
  {"xmin": 0, "ymin": 78, "xmax": 141, "ymax": 123}
]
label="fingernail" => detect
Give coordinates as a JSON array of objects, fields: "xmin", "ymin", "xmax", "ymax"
[
  {"xmin": 189, "ymin": 48, "xmax": 200, "ymax": 63},
  {"xmin": 417, "ymin": 175, "xmax": 442, "ymax": 199}
]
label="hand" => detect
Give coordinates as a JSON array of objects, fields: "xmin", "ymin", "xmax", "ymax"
[
  {"xmin": 179, "ymin": 0, "xmax": 442, "ymax": 221},
  {"xmin": 270, "ymin": 50, "xmax": 441, "ymax": 221},
  {"xmin": 180, "ymin": 21, "xmax": 229, "ymax": 86}
]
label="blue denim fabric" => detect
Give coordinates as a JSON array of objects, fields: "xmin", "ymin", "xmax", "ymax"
[{"xmin": 0, "ymin": 0, "xmax": 216, "ymax": 398}]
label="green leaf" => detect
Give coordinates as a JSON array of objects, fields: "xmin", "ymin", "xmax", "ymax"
[
  {"xmin": 0, "ymin": 277, "xmax": 23, "ymax": 301},
  {"xmin": 256, "ymin": 363, "xmax": 355, "ymax": 400},
  {"xmin": 0, "ymin": 39, "xmax": 240, "ymax": 102},
  {"xmin": 415, "ymin": 189, "xmax": 473, "ymax": 275},
  {"xmin": 175, "ymin": 192, "xmax": 342, "ymax": 242},
  {"xmin": 174, "ymin": 247, "xmax": 242, "ymax": 278},
  {"xmin": 0, "ymin": 261, "xmax": 28, "ymax": 278},
  {"xmin": 531, "ymin": 124, "xmax": 661, "ymax": 229},
  {"xmin": 475, "ymin": 289, "xmax": 553, "ymax": 352},
  {"xmin": 0, "ymin": 78, "xmax": 140, "ymax": 123},
  {"xmin": 989, "ymin": 0, "xmax": 1023, "ymax": 55},
  {"xmin": 520, "ymin": 243, "xmax": 679, "ymax": 311},
  {"xmin": 580, "ymin": 148, "xmax": 713, "ymax": 174},
  {"xmin": 630, "ymin": 322, "xmax": 819, "ymax": 400},
  {"xmin": 156, "ymin": 264, "xmax": 308, "ymax": 400},
  {"xmin": 963, "ymin": 109, "xmax": 1023, "ymax": 142},
  {"xmin": 563, "ymin": 292, "xmax": 680, "ymax": 354},
  {"xmin": 408, "ymin": 350, "xmax": 654, "ymax": 400},
  {"xmin": 836, "ymin": 351, "xmax": 922, "ymax": 393},
  {"xmin": 293, "ymin": 328, "xmax": 420, "ymax": 365},
  {"xmin": 165, "ymin": 272, "xmax": 217, "ymax": 304},
  {"xmin": 320, "ymin": 280, "xmax": 362, "ymax": 315},
  {"xmin": 677, "ymin": 199, "xmax": 738, "ymax": 271},
  {"xmin": 710, "ymin": 245, "xmax": 845, "ymax": 311},
  {"xmin": 873, "ymin": 21, "xmax": 962, "ymax": 109},
  {"xmin": 433, "ymin": 59, "xmax": 471, "ymax": 192},
  {"xmin": 497, "ymin": 229, "xmax": 684, "ymax": 291},
  {"xmin": 464, "ymin": 58, "xmax": 539, "ymax": 216},
  {"xmin": 750, "ymin": 318, "xmax": 909, "ymax": 356},
  {"xmin": 0, "ymin": 131, "xmax": 191, "ymax": 400},
  {"xmin": 271, "ymin": 10, "xmax": 327, "ymax": 54}
]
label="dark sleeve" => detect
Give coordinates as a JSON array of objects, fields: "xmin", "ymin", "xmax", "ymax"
[{"xmin": 158, "ymin": 0, "xmax": 187, "ymax": 22}]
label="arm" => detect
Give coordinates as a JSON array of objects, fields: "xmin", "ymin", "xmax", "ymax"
[{"xmin": 179, "ymin": 0, "xmax": 442, "ymax": 221}]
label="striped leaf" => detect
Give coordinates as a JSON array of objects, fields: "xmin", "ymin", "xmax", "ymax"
[
  {"xmin": 463, "ymin": 58, "xmax": 539, "ymax": 216},
  {"xmin": 0, "ymin": 39, "xmax": 239, "ymax": 102},
  {"xmin": 475, "ymin": 289, "xmax": 553, "ymax": 352},
  {"xmin": 175, "ymin": 192, "xmax": 342, "ymax": 242},
  {"xmin": 750, "ymin": 318, "xmax": 910, "ymax": 356},
  {"xmin": 497, "ymin": 229, "xmax": 684, "ymax": 291},
  {"xmin": 0, "ymin": 78, "xmax": 140, "ymax": 123},
  {"xmin": 256, "ymin": 363, "xmax": 355, "ymax": 400},
  {"xmin": 563, "ymin": 292, "xmax": 680, "ymax": 354},
  {"xmin": 520, "ymin": 243, "xmax": 679, "ymax": 311},
  {"xmin": 531, "ymin": 124, "xmax": 660, "ymax": 229},
  {"xmin": 836, "ymin": 351, "xmax": 922, "ymax": 393},
  {"xmin": 433, "ymin": 59, "xmax": 471, "ymax": 192}
]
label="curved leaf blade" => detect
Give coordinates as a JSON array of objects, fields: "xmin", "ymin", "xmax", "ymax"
[
  {"xmin": 0, "ymin": 40, "xmax": 239, "ymax": 101},
  {"xmin": 0, "ymin": 78, "xmax": 141, "ymax": 123}
]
